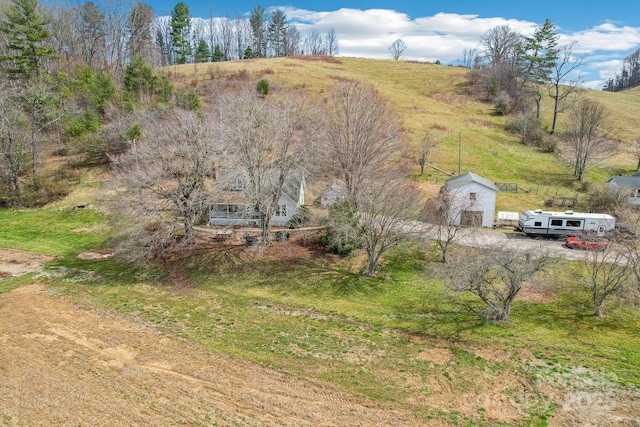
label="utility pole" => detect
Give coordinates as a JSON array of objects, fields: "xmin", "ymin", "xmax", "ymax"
[{"xmin": 458, "ymin": 132, "xmax": 461, "ymax": 175}]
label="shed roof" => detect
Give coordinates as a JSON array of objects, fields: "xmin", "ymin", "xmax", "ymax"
[
  {"xmin": 320, "ymin": 181, "xmax": 345, "ymax": 196},
  {"xmin": 606, "ymin": 174, "xmax": 640, "ymax": 188},
  {"xmin": 445, "ymin": 172, "xmax": 499, "ymax": 192}
]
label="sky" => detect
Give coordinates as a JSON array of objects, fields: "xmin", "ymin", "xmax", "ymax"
[{"xmin": 152, "ymin": 0, "xmax": 640, "ymax": 89}]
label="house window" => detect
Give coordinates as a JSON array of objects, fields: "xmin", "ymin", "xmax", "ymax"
[
  {"xmin": 566, "ymin": 220, "xmax": 582, "ymax": 227},
  {"xmin": 550, "ymin": 219, "xmax": 563, "ymax": 226},
  {"xmin": 469, "ymin": 192, "xmax": 477, "ymax": 202},
  {"xmin": 275, "ymin": 204, "xmax": 287, "ymax": 217}
]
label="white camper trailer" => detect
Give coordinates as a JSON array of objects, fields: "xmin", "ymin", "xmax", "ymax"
[{"xmin": 516, "ymin": 209, "xmax": 616, "ymax": 237}]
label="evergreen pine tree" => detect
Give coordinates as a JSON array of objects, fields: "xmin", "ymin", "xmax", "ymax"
[
  {"xmin": 170, "ymin": 2, "xmax": 191, "ymax": 64},
  {"xmin": 0, "ymin": 0, "xmax": 56, "ymax": 79}
]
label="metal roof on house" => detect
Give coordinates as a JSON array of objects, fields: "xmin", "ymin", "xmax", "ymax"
[
  {"xmin": 320, "ymin": 181, "xmax": 345, "ymax": 196},
  {"xmin": 606, "ymin": 174, "xmax": 640, "ymax": 188},
  {"xmin": 210, "ymin": 167, "xmax": 305, "ymax": 205},
  {"xmin": 445, "ymin": 172, "xmax": 499, "ymax": 192}
]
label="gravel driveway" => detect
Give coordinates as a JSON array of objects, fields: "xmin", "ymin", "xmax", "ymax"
[{"xmin": 409, "ymin": 221, "xmax": 599, "ymax": 261}]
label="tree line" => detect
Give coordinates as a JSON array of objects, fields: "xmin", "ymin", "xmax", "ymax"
[
  {"xmin": 1, "ymin": 0, "xmax": 339, "ymax": 75},
  {"xmin": 602, "ymin": 47, "xmax": 640, "ymax": 92},
  {"xmin": 459, "ymin": 19, "xmax": 617, "ymax": 181}
]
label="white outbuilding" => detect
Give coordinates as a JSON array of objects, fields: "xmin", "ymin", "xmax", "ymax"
[{"xmin": 444, "ymin": 172, "xmax": 499, "ymax": 228}]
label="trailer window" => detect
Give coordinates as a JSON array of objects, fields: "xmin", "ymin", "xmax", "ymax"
[
  {"xmin": 534, "ymin": 221, "xmax": 542, "ymax": 227},
  {"xmin": 566, "ymin": 220, "xmax": 581, "ymax": 227},
  {"xmin": 551, "ymin": 219, "xmax": 563, "ymax": 226}
]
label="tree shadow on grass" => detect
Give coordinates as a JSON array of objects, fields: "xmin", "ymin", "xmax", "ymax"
[{"xmin": 392, "ymin": 288, "xmax": 489, "ymax": 340}]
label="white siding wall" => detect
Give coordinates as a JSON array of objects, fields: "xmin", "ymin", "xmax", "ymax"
[{"xmin": 448, "ymin": 182, "xmax": 496, "ymax": 228}]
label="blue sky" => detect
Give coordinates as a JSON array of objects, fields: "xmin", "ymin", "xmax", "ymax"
[{"xmin": 152, "ymin": 0, "xmax": 640, "ymax": 89}]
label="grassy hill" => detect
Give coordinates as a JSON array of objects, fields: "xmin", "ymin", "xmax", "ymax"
[{"xmin": 171, "ymin": 56, "xmax": 640, "ymax": 213}]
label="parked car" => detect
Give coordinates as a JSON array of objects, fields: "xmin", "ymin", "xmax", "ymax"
[{"xmin": 566, "ymin": 235, "xmax": 609, "ymax": 250}]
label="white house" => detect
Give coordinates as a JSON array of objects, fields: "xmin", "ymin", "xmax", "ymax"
[
  {"xmin": 445, "ymin": 172, "xmax": 499, "ymax": 228},
  {"xmin": 209, "ymin": 168, "xmax": 306, "ymax": 227},
  {"xmin": 606, "ymin": 174, "xmax": 640, "ymax": 205}
]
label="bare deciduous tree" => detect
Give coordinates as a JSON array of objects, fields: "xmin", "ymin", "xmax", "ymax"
[
  {"xmin": 0, "ymin": 86, "xmax": 28, "ymax": 207},
  {"xmin": 319, "ymin": 81, "xmax": 405, "ymax": 202},
  {"xmin": 460, "ymin": 47, "xmax": 480, "ymax": 69},
  {"xmin": 388, "ymin": 38, "xmax": 407, "ymax": 60},
  {"xmin": 423, "ymin": 186, "xmax": 478, "ymax": 264},
  {"xmin": 110, "ymin": 109, "xmax": 219, "ymax": 264},
  {"xmin": 357, "ymin": 170, "xmax": 422, "ymax": 276},
  {"xmin": 48, "ymin": 3, "xmax": 80, "ymax": 70},
  {"xmin": 219, "ymin": 16, "xmax": 235, "ymax": 60},
  {"xmin": 324, "ymin": 28, "xmax": 339, "ymax": 56},
  {"xmin": 415, "ymin": 130, "xmax": 437, "ymax": 176},
  {"xmin": 448, "ymin": 246, "xmax": 550, "ymax": 322},
  {"xmin": 78, "ymin": 1, "xmax": 106, "ymax": 69},
  {"xmin": 547, "ymin": 42, "xmax": 583, "ymax": 134},
  {"xmin": 126, "ymin": 1, "xmax": 154, "ymax": 63},
  {"xmin": 617, "ymin": 213, "xmax": 640, "ymax": 303},
  {"xmin": 633, "ymin": 137, "xmax": 640, "ymax": 172},
  {"xmin": 304, "ymin": 28, "xmax": 324, "ymax": 55},
  {"xmin": 234, "ymin": 15, "xmax": 251, "ymax": 61},
  {"xmin": 479, "ymin": 25, "xmax": 521, "ymax": 67},
  {"xmin": 567, "ymin": 99, "xmax": 612, "ymax": 180},
  {"xmin": 218, "ymin": 85, "xmax": 315, "ymax": 246},
  {"xmin": 581, "ymin": 241, "xmax": 634, "ymax": 318}
]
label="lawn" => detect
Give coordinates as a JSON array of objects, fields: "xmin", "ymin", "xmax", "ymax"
[{"xmin": 29, "ymin": 235, "xmax": 640, "ymax": 426}]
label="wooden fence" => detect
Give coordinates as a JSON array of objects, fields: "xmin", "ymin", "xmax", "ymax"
[{"xmin": 494, "ymin": 183, "xmax": 538, "ymax": 194}]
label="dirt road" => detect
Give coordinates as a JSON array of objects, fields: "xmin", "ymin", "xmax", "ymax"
[{"xmin": 411, "ymin": 222, "xmax": 608, "ymax": 261}]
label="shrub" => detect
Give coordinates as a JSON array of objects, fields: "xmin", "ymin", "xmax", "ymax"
[
  {"xmin": 63, "ymin": 110, "xmax": 101, "ymax": 140},
  {"xmin": 320, "ymin": 199, "xmax": 363, "ymax": 255},
  {"xmin": 176, "ymin": 90, "xmax": 201, "ymax": 110},
  {"xmin": 538, "ymin": 134, "xmax": 558, "ymax": 153},
  {"xmin": 256, "ymin": 79, "xmax": 270, "ymax": 97},
  {"xmin": 505, "ymin": 112, "xmax": 544, "ymax": 145},
  {"xmin": 288, "ymin": 205, "xmax": 310, "ymax": 229},
  {"xmin": 586, "ymin": 185, "xmax": 626, "ymax": 214},
  {"xmin": 493, "ymin": 91, "xmax": 512, "ymax": 116},
  {"xmin": 21, "ymin": 168, "xmax": 81, "ymax": 207}
]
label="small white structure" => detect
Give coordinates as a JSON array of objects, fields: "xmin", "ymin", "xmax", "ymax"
[
  {"xmin": 319, "ymin": 181, "xmax": 346, "ymax": 208},
  {"xmin": 497, "ymin": 211, "xmax": 520, "ymax": 228},
  {"xmin": 445, "ymin": 172, "xmax": 499, "ymax": 228},
  {"xmin": 606, "ymin": 174, "xmax": 640, "ymax": 205}
]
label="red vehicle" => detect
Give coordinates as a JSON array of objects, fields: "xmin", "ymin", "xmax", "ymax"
[{"xmin": 566, "ymin": 235, "xmax": 609, "ymax": 250}]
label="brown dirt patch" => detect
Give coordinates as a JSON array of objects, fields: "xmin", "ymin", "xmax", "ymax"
[
  {"xmin": 417, "ymin": 347, "xmax": 453, "ymax": 364},
  {"xmin": 0, "ymin": 284, "xmax": 430, "ymax": 426},
  {"xmin": 0, "ymin": 248, "xmax": 54, "ymax": 277},
  {"xmin": 289, "ymin": 54, "xmax": 343, "ymax": 64},
  {"xmin": 77, "ymin": 247, "xmax": 115, "ymax": 260},
  {"xmin": 518, "ymin": 282, "xmax": 557, "ymax": 304}
]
